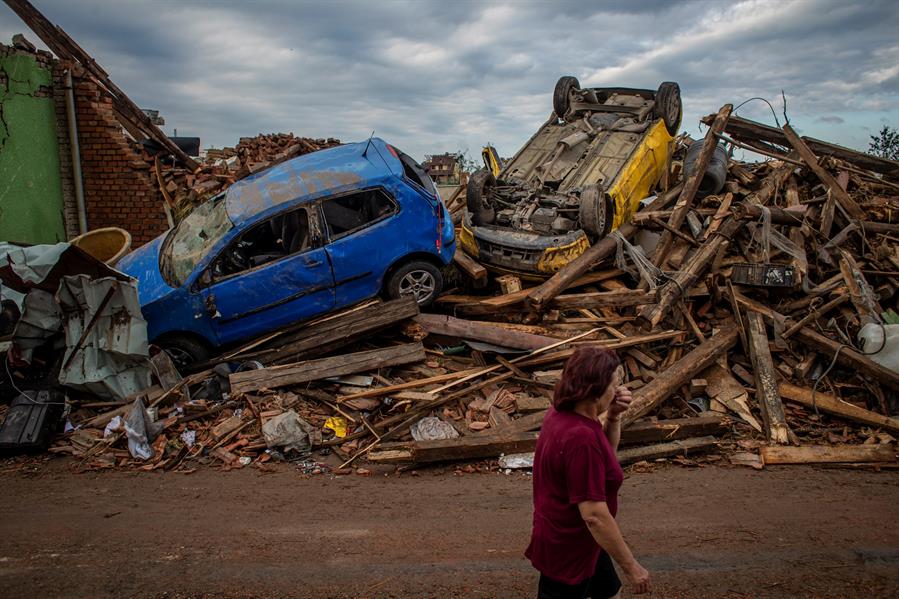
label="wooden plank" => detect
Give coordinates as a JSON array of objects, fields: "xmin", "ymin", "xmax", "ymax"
[
  {"xmin": 337, "ymin": 367, "xmax": 488, "ymax": 402},
  {"xmin": 453, "ymin": 247, "xmax": 488, "ymax": 286},
  {"xmin": 653, "ymin": 103, "xmax": 732, "ymax": 269},
  {"xmin": 745, "ymin": 311, "xmax": 791, "ymax": 444},
  {"xmin": 778, "ymin": 382, "xmax": 899, "ymax": 435},
  {"xmin": 413, "ymin": 313, "xmax": 557, "ymax": 350},
  {"xmin": 229, "ymin": 343, "xmax": 426, "ymax": 394},
  {"xmin": 760, "ymin": 444, "xmax": 894, "ymax": 465},
  {"xmin": 710, "ymin": 114, "xmax": 899, "ymax": 179},
  {"xmin": 549, "ymin": 290, "xmax": 656, "ymax": 310},
  {"xmin": 792, "ymin": 326, "xmax": 899, "ymax": 393},
  {"xmin": 236, "ymin": 298, "xmax": 419, "ymax": 364},
  {"xmin": 619, "ymin": 415, "xmax": 727, "ymax": 446},
  {"xmin": 782, "ymin": 124, "xmax": 865, "ymax": 220},
  {"xmin": 621, "ymin": 328, "xmax": 739, "ymax": 425},
  {"xmin": 618, "ymin": 436, "xmax": 719, "ymax": 466},
  {"xmin": 527, "ymin": 183, "xmax": 683, "ymax": 311}
]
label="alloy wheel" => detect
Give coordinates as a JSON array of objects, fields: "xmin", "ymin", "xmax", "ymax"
[{"xmin": 398, "ymin": 270, "xmax": 436, "ymax": 303}]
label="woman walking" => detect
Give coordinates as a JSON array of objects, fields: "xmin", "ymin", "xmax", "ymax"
[{"xmin": 525, "ymin": 347, "xmax": 651, "ymax": 598}]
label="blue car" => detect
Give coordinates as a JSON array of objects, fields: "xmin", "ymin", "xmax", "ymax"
[{"xmin": 117, "ymin": 138, "xmax": 455, "ymax": 365}]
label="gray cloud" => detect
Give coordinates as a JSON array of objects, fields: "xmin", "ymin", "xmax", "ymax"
[{"xmin": 1, "ymin": 0, "xmax": 897, "ymax": 162}]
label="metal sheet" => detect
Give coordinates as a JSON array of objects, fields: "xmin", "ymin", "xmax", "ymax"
[{"xmin": 56, "ymin": 275, "xmax": 151, "ymax": 401}]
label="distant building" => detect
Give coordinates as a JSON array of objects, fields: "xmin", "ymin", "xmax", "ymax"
[{"xmin": 423, "ymin": 153, "xmax": 462, "ymax": 185}]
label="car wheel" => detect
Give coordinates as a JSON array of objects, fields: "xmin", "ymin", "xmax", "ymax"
[
  {"xmin": 466, "ymin": 170, "xmax": 496, "ymax": 226},
  {"xmin": 579, "ymin": 185, "xmax": 613, "ymax": 237},
  {"xmin": 553, "ymin": 76, "xmax": 580, "ymax": 120},
  {"xmin": 655, "ymin": 82, "xmax": 682, "ymax": 135},
  {"xmin": 158, "ymin": 335, "xmax": 211, "ymax": 372},
  {"xmin": 387, "ymin": 261, "xmax": 443, "ymax": 307}
]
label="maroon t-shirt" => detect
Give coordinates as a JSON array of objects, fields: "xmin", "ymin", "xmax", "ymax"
[{"xmin": 525, "ymin": 407, "xmax": 624, "ymax": 584}]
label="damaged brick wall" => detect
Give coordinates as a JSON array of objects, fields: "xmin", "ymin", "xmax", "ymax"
[{"xmin": 66, "ymin": 65, "xmax": 168, "ymax": 246}]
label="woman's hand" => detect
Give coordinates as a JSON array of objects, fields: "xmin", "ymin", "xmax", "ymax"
[
  {"xmin": 607, "ymin": 386, "xmax": 633, "ymax": 421},
  {"xmin": 622, "ymin": 559, "xmax": 652, "ymax": 594}
]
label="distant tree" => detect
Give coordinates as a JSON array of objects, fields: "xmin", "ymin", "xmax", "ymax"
[
  {"xmin": 868, "ymin": 125, "xmax": 899, "ymax": 160},
  {"xmin": 454, "ymin": 150, "xmax": 481, "ymax": 174}
]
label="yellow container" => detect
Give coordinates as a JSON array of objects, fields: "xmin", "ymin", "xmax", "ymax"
[{"xmin": 70, "ymin": 227, "xmax": 132, "ymax": 266}]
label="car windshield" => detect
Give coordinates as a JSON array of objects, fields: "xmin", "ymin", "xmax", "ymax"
[{"xmin": 161, "ymin": 196, "xmax": 233, "ymax": 286}]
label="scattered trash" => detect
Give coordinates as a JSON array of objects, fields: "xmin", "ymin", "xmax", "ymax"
[
  {"xmin": 499, "ymin": 453, "xmax": 535, "ymax": 469},
  {"xmin": 410, "ymin": 417, "xmax": 460, "ymax": 442}
]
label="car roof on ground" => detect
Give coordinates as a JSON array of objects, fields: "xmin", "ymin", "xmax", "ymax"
[{"xmin": 224, "ymin": 137, "xmax": 400, "ymax": 226}]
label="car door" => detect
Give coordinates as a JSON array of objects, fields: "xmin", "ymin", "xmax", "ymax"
[
  {"xmin": 319, "ymin": 188, "xmax": 401, "ymax": 307},
  {"xmin": 199, "ymin": 205, "xmax": 335, "ymax": 346}
]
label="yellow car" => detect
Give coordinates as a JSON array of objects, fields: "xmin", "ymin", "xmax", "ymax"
[{"xmin": 461, "ymin": 78, "xmax": 681, "ymax": 276}]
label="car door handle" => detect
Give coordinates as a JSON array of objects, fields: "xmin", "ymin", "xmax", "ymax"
[{"xmin": 304, "ymin": 258, "xmax": 323, "ymax": 267}]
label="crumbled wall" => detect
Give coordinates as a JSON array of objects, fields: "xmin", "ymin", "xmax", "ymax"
[
  {"xmin": 68, "ymin": 67, "xmax": 168, "ymax": 246},
  {"xmin": 0, "ymin": 45, "xmax": 67, "ymax": 244}
]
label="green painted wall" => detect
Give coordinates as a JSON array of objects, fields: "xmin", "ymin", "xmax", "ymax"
[{"xmin": 0, "ymin": 53, "xmax": 66, "ymax": 244}]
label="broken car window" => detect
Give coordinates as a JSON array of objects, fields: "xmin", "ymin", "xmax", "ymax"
[
  {"xmin": 163, "ymin": 197, "xmax": 234, "ymax": 286},
  {"xmin": 321, "ymin": 189, "xmax": 397, "ymax": 240},
  {"xmin": 395, "ymin": 149, "xmax": 438, "ymax": 197},
  {"xmin": 212, "ymin": 208, "xmax": 312, "ymax": 279}
]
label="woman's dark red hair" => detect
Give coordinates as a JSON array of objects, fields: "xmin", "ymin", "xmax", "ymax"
[{"xmin": 553, "ymin": 347, "xmax": 621, "ymax": 411}]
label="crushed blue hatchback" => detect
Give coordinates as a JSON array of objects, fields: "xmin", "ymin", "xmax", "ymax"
[{"xmin": 117, "ymin": 138, "xmax": 455, "ymax": 365}]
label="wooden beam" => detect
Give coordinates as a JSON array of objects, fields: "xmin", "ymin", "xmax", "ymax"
[
  {"xmin": 778, "ymin": 382, "xmax": 899, "ymax": 435},
  {"xmin": 792, "ymin": 326, "xmax": 899, "ymax": 393},
  {"xmin": 782, "ymin": 124, "xmax": 865, "ymax": 220},
  {"xmin": 654, "ymin": 103, "xmax": 732, "ymax": 268},
  {"xmin": 233, "ymin": 298, "xmax": 419, "ymax": 365},
  {"xmin": 620, "ymin": 415, "xmax": 728, "ymax": 446},
  {"xmin": 618, "ymin": 436, "xmax": 719, "ymax": 466},
  {"xmin": 549, "ymin": 290, "xmax": 656, "ymax": 310},
  {"xmin": 760, "ymin": 444, "xmax": 895, "ymax": 465},
  {"xmin": 229, "ymin": 343, "xmax": 426, "ymax": 394},
  {"xmin": 708, "ymin": 113, "xmax": 899, "ymax": 179},
  {"xmin": 453, "ymin": 247, "xmax": 488, "ymax": 286},
  {"xmin": 414, "ymin": 313, "xmax": 557, "ymax": 350},
  {"xmin": 745, "ymin": 311, "xmax": 791, "ymax": 444},
  {"xmin": 621, "ymin": 328, "xmax": 739, "ymax": 425}
]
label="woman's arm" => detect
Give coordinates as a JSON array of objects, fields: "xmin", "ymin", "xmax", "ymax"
[
  {"xmin": 603, "ymin": 417, "xmax": 622, "ymax": 452},
  {"xmin": 578, "ymin": 500, "xmax": 651, "ymax": 594},
  {"xmin": 604, "ymin": 386, "xmax": 633, "ymax": 452}
]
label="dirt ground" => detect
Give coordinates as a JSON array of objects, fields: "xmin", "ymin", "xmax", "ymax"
[{"xmin": 1, "ymin": 460, "xmax": 897, "ymax": 599}]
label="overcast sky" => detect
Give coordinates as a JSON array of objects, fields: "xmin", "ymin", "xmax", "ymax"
[{"xmin": 3, "ymin": 0, "xmax": 898, "ymax": 163}]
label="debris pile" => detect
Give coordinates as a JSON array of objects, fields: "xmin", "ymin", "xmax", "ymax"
[
  {"xmin": 4, "ymin": 105, "xmax": 899, "ymax": 475},
  {"xmin": 31, "ymin": 106, "xmax": 899, "ymax": 472},
  {"xmin": 146, "ymin": 133, "xmax": 342, "ymax": 220}
]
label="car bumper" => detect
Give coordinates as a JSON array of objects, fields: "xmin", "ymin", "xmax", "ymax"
[{"xmin": 460, "ymin": 216, "xmax": 590, "ymax": 276}]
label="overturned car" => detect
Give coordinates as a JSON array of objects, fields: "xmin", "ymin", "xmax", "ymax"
[{"xmin": 460, "ymin": 77, "xmax": 682, "ymax": 276}]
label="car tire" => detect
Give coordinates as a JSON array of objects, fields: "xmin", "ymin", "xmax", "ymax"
[
  {"xmin": 466, "ymin": 170, "xmax": 496, "ymax": 226},
  {"xmin": 579, "ymin": 185, "xmax": 613, "ymax": 238},
  {"xmin": 386, "ymin": 261, "xmax": 443, "ymax": 307},
  {"xmin": 553, "ymin": 76, "xmax": 580, "ymax": 120},
  {"xmin": 655, "ymin": 82, "xmax": 682, "ymax": 135},
  {"xmin": 158, "ymin": 335, "xmax": 211, "ymax": 372}
]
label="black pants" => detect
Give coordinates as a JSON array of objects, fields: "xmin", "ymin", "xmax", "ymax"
[{"xmin": 537, "ymin": 552, "xmax": 622, "ymax": 599}]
